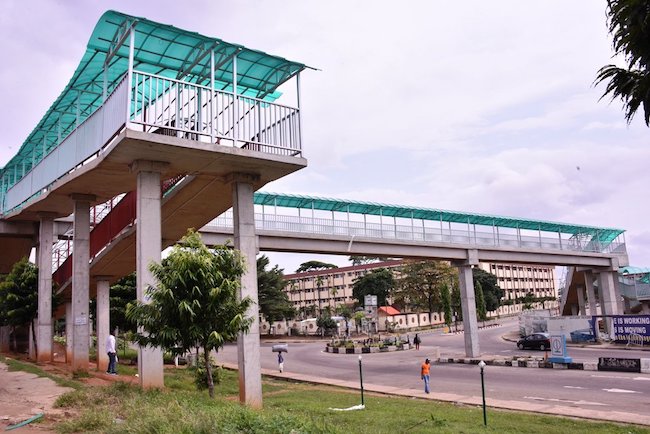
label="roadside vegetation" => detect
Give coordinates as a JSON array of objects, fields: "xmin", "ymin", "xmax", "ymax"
[{"xmin": 0, "ymin": 360, "xmax": 638, "ymax": 434}]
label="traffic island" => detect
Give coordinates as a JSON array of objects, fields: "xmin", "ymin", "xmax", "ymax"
[{"xmin": 325, "ymin": 337, "xmax": 412, "ymax": 354}]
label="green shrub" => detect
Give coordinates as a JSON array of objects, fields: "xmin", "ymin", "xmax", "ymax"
[{"xmin": 188, "ymin": 355, "xmax": 222, "ymax": 391}]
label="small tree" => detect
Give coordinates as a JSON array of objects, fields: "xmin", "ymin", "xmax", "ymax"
[
  {"xmin": 126, "ymin": 230, "xmax": 253, "ymax": 398},
  {"xmin": 475, "ymin": 280, "xmax": 487, "ymax": 323},
  {"xmin": 352, "ymin": 268, "xmax": 394, "ymax": 306},
  {"xmin": 0, "ymin": 258, "xmax": 39, "ymax": 355},
  {"xmin": 353, "ymin": 311, "xmax": 366, "ymax": 334},
  {"xmin": 440, "ymin": 283, "xmax": 453, "ymax": 328},
  {"xmin": 257, "ymin": 256, "xmax": 295, "ymax": 325},
  {"xmin": 472, "ymin": 268, "xmax": 504, "ymax": 312}
]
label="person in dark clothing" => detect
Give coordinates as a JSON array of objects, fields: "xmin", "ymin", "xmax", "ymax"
[{"xmin": 413, "ymin": 333, "xmax": 421, "ymax": 350}]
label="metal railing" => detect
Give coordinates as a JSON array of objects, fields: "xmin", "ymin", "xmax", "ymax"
[
  {"xmin": 207, "ymin": 211, "xmax": 626, "ymax": 255},
  {"xmin": 130, "ymin": 71, "xmax": 301, "ymax": 156}
]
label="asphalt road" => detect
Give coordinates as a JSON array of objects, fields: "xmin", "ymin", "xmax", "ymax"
[{"xmin": 216, "ymin": 319, "xmax": 650, "ymax": 418}]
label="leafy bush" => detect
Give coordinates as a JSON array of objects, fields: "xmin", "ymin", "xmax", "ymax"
[{"xmin": 188, "ymin": 355, "xmax": 222, "ymax": 391}]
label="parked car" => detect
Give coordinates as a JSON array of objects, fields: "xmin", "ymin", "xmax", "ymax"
[{"xmin": 517, "ymin": 333, "xmax": 550, "ymax": 350}]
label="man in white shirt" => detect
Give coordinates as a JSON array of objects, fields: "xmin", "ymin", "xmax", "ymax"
[{"xmin": 106, "ymin": 332, "xmax": 117, "ymax": 375}]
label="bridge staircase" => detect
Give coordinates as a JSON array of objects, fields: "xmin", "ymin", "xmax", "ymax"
[{"xmin": 50, "ymin": 172, "xmax": 242, "ymax": 299}]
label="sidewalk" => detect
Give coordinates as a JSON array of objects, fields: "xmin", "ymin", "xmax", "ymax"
[{"xmin": 220, "ymin": 361, "xmax": 650, "ymax": 426}]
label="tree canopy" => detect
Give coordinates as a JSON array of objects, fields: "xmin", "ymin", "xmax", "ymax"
[
  {"xmin": 351, "ymin": 268, "xmax": 394, "ymax": 306},
  {"xmin": 296, "ymin": 260, "xmax": 338, "ymax": 273},
  {"xmin": 472, "ymin": 268, "xmax": 504, "ymax": 312},
  {"xmin": 90, "ymin": 273, "xmax": 137, "ymax": 334},
  {"xmin": 393, "ymin": 261, "xmax": 457, "ymax": 319},
  {"xmin": 257, "ymin": 255, "xmax": 295, "ymax": 324},
  {"xmin": 126, "ymin": 230, "xmax": 253, "ymax": 398},
  {"xmin": 596, "ymin": 0, "xmax": 650, "ymax": 125}
]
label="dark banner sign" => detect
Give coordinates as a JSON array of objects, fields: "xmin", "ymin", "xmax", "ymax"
[
  {"xmin": 598, "ymin": 357, "xmax": 641, "ymax": 373},
  {"xmin": 611, "ymin": 315, "xmax": 650, "ymax": 344}
]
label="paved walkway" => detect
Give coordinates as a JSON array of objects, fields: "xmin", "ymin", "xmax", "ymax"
[{"xmin": 220, "ymin": 360, "xmax": 650, "ymax": 426}]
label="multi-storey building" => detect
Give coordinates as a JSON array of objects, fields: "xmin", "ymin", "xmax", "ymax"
[
  {"xmin": 478, "ymin": 263, "xmax": 556, "ymax": 301},
  {"xmin": 283, "ymin": 260, "xmax": 403, "ymax": 314},
  {"xmin": 283, "ymin": 260, "xmax": 557, "ymax": 314}
]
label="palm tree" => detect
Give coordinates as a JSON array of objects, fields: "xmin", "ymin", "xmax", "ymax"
[{"xmin": 596, "ymin": 0, "xmax": 650, "ymax": 125}]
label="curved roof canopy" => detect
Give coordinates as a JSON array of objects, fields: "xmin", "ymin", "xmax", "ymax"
[
  {"xmin": 1, "ymin": 10, "xmax": 308, "ymax": 187},
  {"xmin": 253, "ymin": 192, "xmax": 625, "ymax": 243}
]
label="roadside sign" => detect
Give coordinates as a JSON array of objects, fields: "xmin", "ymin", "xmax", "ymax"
[{"xmin": 550, "ymin": 335, "xmax": 565, "ymax": 357}]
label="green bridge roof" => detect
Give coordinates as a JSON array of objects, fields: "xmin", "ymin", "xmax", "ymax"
[
  {"xmin": 1, "ymin": 10, "xmax": 308, "ymax": 194},
  {"xmin": 253, "ymin": 192, "xmax": 625, "ymax": 243}
]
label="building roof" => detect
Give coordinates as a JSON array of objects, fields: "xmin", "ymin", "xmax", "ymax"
[
  {"xmin": 2, "ymin": 10, "xmax": 309, "ymax": 194},
  {"xmin": 378, "ymin": 306, "xmax": 401, "ymax": 316}
]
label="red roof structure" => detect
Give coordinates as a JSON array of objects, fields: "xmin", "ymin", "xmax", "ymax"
[{"xmin": 378, "ymin": 306, "xmax": 400, "ymax": 316}]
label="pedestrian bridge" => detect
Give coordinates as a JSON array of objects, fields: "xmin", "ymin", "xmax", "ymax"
[{"xmin": 41, "ymin": 186, "xmax": 627, "ymax": 294}]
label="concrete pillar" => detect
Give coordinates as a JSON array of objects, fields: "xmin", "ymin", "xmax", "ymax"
[
  {"xmin": 132, "ymin": 160, "xmax": 166, "ymax": 388},
  {"xmin": 231, "ymin": 175, "xmax": 263, "ymax": 408},
  {"xmin": 571, "ymin": 304, "xmax": 578, "ymax": 316},
  {"xmin": 0, "ymin": 326, "xmax": 10, "ymax": 352},
  {"xmin": 576, "ymin": 285, "xmax": 586, "ymax": 316},
  {"xmin": 599, "ymin": 271, "xmax": 620, "ymax": 316},
  {"xmin": 598, "ymin": 271, "xmax": 620, "ymax": 335},
  {"xmin": 456, "ymin": 260, "xmax": 480, "ymax": 358},
  {"xmin": 65, "ymin": 302, "xmax": 72, "ymax": 363},
  {"xmin": 96, "ymin": 278, "xmax": 110, "ymax": 372},
  {"xmin": 584, "ymin": 271, "xmax": 598, "ymax": 316},
  {"xmin": 71, "ymin": 194, "xmax": 94, "ymax": 372},
  {"xmin": 37, "ymin": 213, "xmax": 54, "ymax": 363}
]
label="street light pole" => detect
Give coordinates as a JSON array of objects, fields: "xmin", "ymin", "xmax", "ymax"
[
  {"xmin": 358, "ymin": 355, "xmax": 365, "ymax": 406},
  {"xmin": 478, "ymin": 360, "xmax": 487, "ymax": 426}
]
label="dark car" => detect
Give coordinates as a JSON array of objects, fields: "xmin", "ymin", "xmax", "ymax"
[{"xmin": 517, "ymin": 333, "xmax": 550, "ymax": 350}]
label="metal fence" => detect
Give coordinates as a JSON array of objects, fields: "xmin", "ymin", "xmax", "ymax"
[{"xmin": 130, "ymin": 71, "xmax": 301, "ymax": 156}]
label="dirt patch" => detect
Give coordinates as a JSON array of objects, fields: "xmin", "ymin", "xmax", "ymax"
[{"xmin": 0, "ymin": 360, "xmax": 74, "ymax": 433}]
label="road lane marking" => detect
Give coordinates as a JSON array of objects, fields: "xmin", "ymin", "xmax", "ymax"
[
  {"xmin": 602, "ymin": 388, "xmax": 641, "ymax": 394},
  {"xmin": 591, "ymin": 375, "xmax": 636, "ymax": 380},
  {"xmin": 563, "ymin": 386, "xmax": 585, "ymax": 389},
  {"xmin": 524, "ymin": 396, "xmax": 608, "ymax": 406}
]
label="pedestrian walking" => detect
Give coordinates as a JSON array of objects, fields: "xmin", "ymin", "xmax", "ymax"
[
  {"xmin": 413, "ymin": 333, "xmax": 421, "ymax": 350},
  {"xmin": 106, "ymin": 332, "xmax": 117, "ymax": 375},
  {"xmin": 420, "ymin": 358, "xmax": 431, "ymax": 394},
  {"xmin": 278, "ymin": 352, "xmax": 284, "ymax": 372}
]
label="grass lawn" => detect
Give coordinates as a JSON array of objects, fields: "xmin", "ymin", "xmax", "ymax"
[{"xmin": 3, "ymin": 357, "xmax": 649, "ymax": 434}]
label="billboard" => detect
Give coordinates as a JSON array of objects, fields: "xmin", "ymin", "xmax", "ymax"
[{"xmin": 611, "ymin": 315, "xmax": 650, "ymax": 344}]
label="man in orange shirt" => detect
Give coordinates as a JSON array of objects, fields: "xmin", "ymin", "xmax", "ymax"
[{"xmin": 420, "ymin": 358, "xmax": 431, "ymax": 393}]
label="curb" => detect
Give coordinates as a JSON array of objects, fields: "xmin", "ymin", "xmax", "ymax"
[{"xmin": 438, "ymin": 357, "xmax": 650, "ymax": 373}]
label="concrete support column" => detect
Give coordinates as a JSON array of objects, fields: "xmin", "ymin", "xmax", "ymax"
[
  {"xmin": 96, "ymin": 278, "xmax": 111, "ymax": 373},
  {"xmin": 132, "ymin": 160, "xmax": 166, "ymax": 388},
  {"xmin": 231, "ymin": 174, "xmax": 263, "ymax": 408},
  {"xmin": 456, "ymin": 252, "xmax": 480, "ymax": 358},
  {"xmin": 65, "ymin": 302, "xmax": 72, "ymax": 363},
  {"xmin": 571, "ymin": 305, "xmax": 578, "ymax": 316},
  {"xmin": 576, "ymin": 285, "xmax": 586, "ymax": 316},
  {"xmin": 37, "ymin": 213, "xmax": 55, "ymax": 363},
  {"xmin": 584, "ymin": 271, "xmax": 598, "ymax": 316},
  {"xmin": 598, "ymin": 270, "xmax": 620, "ymax": 334},
  {"xmin": 71, "ymin": 194, "xmax": 94, "ymax": 372}
]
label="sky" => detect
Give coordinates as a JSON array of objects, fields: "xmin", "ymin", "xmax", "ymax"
[{"xmin": 1, "ymin": 1, "xmax": 648, "ymax": 275}]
